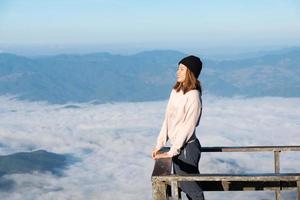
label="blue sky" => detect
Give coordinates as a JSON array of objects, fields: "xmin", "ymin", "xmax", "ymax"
[{"xmin": 0, "ymin": 0, "xmax": 299, "ymax": 55}]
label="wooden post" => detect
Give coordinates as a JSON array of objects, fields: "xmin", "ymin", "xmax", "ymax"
[
  {"xmin": 222, "ymin": 181, "xmax": 230, "ymax": 191},
  {"xmin": 172, "ymin": 181, "xmax": 180, "ymax": 200},
  {"xmin": 152, "ymin": 179, "xmax": 167, "ymax": 200},
  {"xmin": 274, "ymin": 150, "xmax": 281, "ymax": 173},
  {"xmin": 151, "ymin": 146, "xmax": 300, "ymax": 200},
  {"xmin": 151, "ymin": 154, "xmax": 172, "ymax": 200},
  {"xmin": 274, "ymin": 150, "xmax": 281, "ymax": 200}
]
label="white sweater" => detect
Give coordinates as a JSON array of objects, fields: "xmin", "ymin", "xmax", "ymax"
[{"xmin": 155, "ymin": 88, "xmax": 202, "ymax": 157}]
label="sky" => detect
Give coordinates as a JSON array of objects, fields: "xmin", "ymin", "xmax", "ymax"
[
  {"xmin": 0, "ymin": 95, "xmax": 300, "ymax": 200},
  {"xmin": 0, "ymin": 0, "xmax": 300, "ymax": 56}
]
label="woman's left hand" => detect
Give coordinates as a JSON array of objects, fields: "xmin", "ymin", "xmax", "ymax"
[{"xmin": 154, "ymin": 152, "xmax": 172, "ymax": 160}]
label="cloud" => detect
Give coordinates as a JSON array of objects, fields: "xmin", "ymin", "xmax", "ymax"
[{"xmin": 0, "ymin": 95, "xmax": 299, "ymax": 200}]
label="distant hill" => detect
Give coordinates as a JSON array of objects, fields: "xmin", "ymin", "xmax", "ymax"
[
  {"xmin": 0, "ymin": 150, "xmax": 69, "ymax": 177},
  {"xmin": 0, "ymin": 48, "xmax": 299, "ymax": 104},
  {"xmin": 203, "ymin": 48, "xmax": 300, "ymax": 97}
]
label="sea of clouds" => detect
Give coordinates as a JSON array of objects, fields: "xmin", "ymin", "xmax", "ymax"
[{"xmin": 0, "ymin": 94, "xmax": 299, "ymax": 200}]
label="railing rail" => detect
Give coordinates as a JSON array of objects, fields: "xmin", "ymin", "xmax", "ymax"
[{"xmin": 151, "ymin": 145, "xmax": 300, "ymax": 200}]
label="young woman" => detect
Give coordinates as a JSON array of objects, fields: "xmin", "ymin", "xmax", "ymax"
[{"xmin": 151, "ymin": 55, "xmax": 205, "ymax": 200}]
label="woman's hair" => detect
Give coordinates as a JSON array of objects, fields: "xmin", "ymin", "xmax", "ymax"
[{"xmin": 173, "ymin": 67, "xmax": 202, "ymax": 95}]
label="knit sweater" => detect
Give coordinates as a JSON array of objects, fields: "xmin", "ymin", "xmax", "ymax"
[{"xmin": 155, "ymin": 88, "xmax": 202, "ymax": 157}]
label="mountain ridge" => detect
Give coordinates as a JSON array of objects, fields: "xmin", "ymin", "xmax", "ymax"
[{"xmin": 0, "ymin": 48, "xmax": 299, "ymax": 104}]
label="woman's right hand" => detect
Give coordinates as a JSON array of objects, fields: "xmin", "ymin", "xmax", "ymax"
[{"xmin": 151, "ymin": 148, "xmax": 160, "ymax": 160}]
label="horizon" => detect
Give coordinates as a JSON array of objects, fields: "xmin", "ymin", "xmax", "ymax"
[
  {"xmin": 1, "ymin": 46, "xmax": 300, "ymax": 61},
  {"xmin": 1, "ymin": 0, "xmax": 300, "ymax": 58}
]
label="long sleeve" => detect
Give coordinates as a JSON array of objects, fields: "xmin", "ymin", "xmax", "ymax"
[
  {"xmin": 155, "ymin": 90, "xmax": 173, "ymax": 150},
  {"xmin": 155, "ymin": 117, "xmax": 168, "ymax": 150},
  {"xmin": 167, "ymin": 93, "xmax": 201, "ymax": 157}
]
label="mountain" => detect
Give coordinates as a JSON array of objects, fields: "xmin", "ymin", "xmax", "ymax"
[
  {"xmin": 0, "ymin": 50, "xmax": 185, "ymax": 103},
  {"xmin": 0, "ymin": 150, "xmax": 70, "ymax": 177},
  {"xmin": 203, "ymin": 48, "xmax": 300, "ymax": 97},
  {"xmin": 0, "ymin": 48, "xmax": 299, "ymax": 104}
]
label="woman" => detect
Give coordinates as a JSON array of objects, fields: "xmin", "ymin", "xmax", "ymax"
[{"xmin": 151, "ymin": 55, "xmax": 205, "ymax": 200}]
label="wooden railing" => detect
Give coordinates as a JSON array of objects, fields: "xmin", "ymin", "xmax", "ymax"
[{"xmin": 151, "ymin": 146, "xmax": 300, "ymax": 200}]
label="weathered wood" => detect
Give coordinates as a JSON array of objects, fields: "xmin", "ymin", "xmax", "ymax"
[
  {"xmin": 152, "ymin": 157, "xmax": 172, "ymax": 177},
  {"xmin": 221, "ymin": 181, "xmax": 230, "ymax": 191},
  {"xmin": 151, "ymin": 148, "xmax": 172, "ymax": 200},
  {"xmin": 274, "ymin": 150, "xmax": 281, "ymax": 200},
  {"xmin": 200, "ymin": 146, "xmax": 300, "ymax": 152},
  {"xmin": 151, "ymin": 145, "xmax": 300, "ymax": 199},
  {"xmin": 153, "ymin": 173, "xmax": 300, "ymax": 196},
  {"xmin": 274, "ymin": 150, "xmax": 281, "ymax": 173},
  {"xmin": 275, "ymin": 190, "xmax": 281, "ymax": 200},
  {"xmin": 200, "ymin": 180, "xmax": 296, "ymax": 191},
  {"xmin": 154, "ymin": 173, "xmax": 300, "ymax": 182},
  {"xmin": 151, "ymin": 145, "xmax": 300, "ymax": 153},
  {"xmin": 171, "ymin": 181, "xmax": 180, "ymax": 200},
  {"xmin": 152, "ymin": 179, "xmax": 168, "ymax": 200}
]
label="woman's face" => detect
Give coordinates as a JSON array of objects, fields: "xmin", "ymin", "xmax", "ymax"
[{"xmin": 177, "ymin": 63, "xmax": 187, "ymax": 83}]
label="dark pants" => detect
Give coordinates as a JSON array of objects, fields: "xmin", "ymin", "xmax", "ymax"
[{"xmin": 172, "ymin": 138, "xmax": 205, "ymax": 200}]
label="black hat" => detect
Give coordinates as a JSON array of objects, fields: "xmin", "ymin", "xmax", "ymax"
[{"xmin": 178, "ymin": 55, "xmax": 202, "ymax": 79}]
